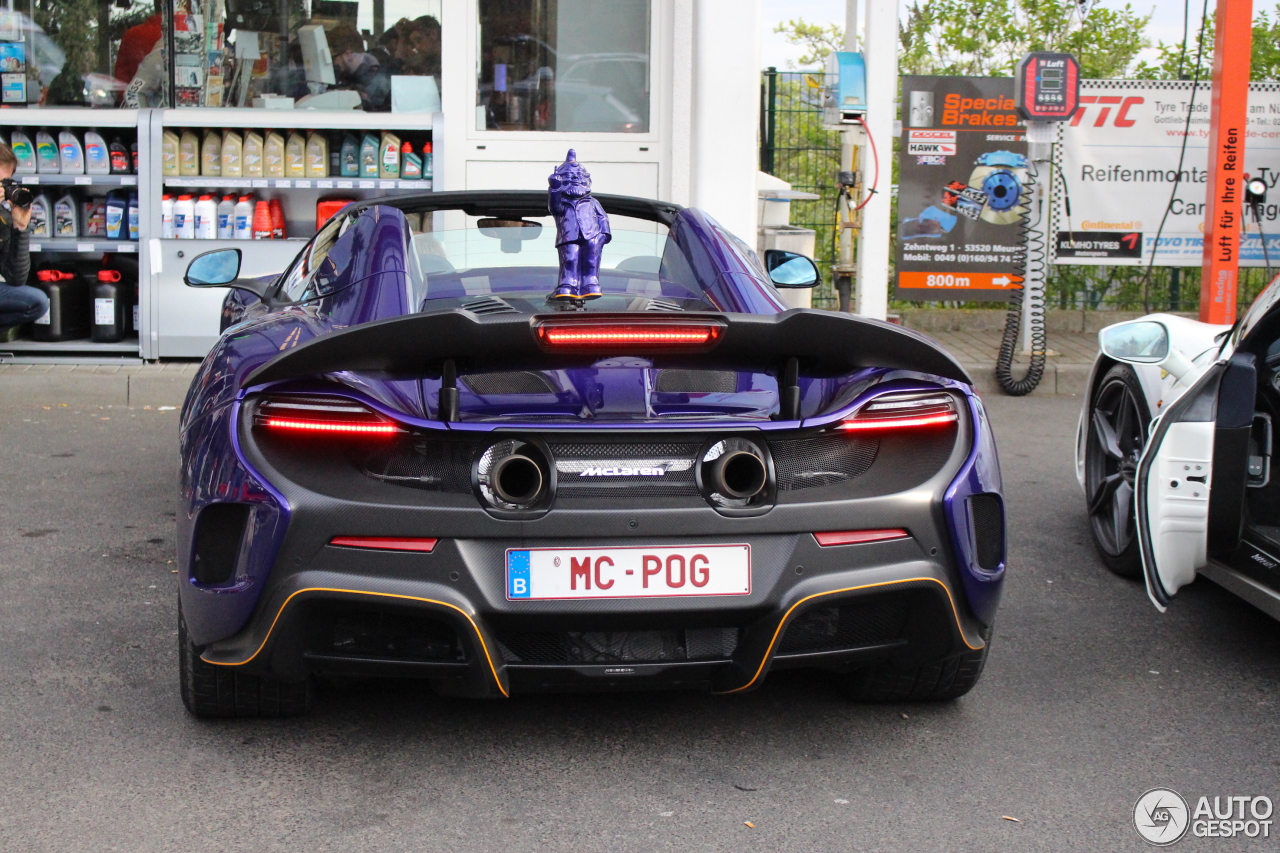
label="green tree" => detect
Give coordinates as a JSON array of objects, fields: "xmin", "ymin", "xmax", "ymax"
[
  {"xmin": 898, "ymin": 0, "xmax": 1150, "ymax": 77},
  {"xmin": 1133, "ymin": 4, "xmax": 1280, "ymax": 81},
  {"xmin": 773, "ymin": 18, "xmax": 845, "ymax": 69},
  {"xmin": 776, "ymin": 1, "xmax": 1151, "ymax": 77}
]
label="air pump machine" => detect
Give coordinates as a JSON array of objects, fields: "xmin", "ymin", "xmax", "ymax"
[
  {"xmin": 821, "ymin": 51, "xmax": 872, "ymax": 313},
  {"xmin": 996, "ymin": 51, "xmax": 1080, "ymax": 395}
]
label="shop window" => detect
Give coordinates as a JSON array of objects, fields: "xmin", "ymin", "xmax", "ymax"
[
  {"xmin": 477, "ymin": 0, "xmax": 650, "ymax": 133},
  {"xmin": 0, "ymin": 0, "xmax": 163, "ymax": 107},
  {"xmin": 166, "ymin": 0, "xmax": 441, "ymax": 112}
]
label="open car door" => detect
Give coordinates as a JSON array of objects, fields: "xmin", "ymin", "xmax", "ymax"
[{"xmin": 1135, "ymin": 353, "xmax": 1257, "ymax": 611}]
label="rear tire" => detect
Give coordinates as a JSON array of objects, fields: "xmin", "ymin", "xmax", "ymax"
[
  {"xmin": 840, "ymin": 644, "xmax": 990, "ymax": 702},
  {"xmin": 179, "ymin": 604, "xmax": 311, "ymax": 718},
  {"xmin": 1084, "ymin": 364, "xmax": 1151, "ymax": 579}
]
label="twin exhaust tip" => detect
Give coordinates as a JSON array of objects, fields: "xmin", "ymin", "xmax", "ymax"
[{"xmin": 481, "ymin": 440, "xmax": 769, "ymax": 511}]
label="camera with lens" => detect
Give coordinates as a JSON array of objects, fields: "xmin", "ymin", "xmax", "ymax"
[{"xmin": 1, "ymin": 177, "xmax": 32, "ymax": 208}]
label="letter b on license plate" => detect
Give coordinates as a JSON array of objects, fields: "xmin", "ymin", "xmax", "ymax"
[{"xmin": 506, "ymin": 545, "xmax": 750, "ymax": 600}]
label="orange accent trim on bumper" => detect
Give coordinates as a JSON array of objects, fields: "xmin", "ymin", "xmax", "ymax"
[
  {"xmin": 717, "ymin": 576, "xmax": 983, "ymax": 695},
  {"xmin": 200, "ymin": 588, "xmax": 508, "ymax": 698}
]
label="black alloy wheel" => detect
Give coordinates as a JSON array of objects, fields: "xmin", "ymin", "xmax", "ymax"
[{"xmin": 1084, "ymin": 364, "xmax": 1151, "ymax": 578}]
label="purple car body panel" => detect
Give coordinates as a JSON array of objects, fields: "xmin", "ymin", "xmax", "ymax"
[{"xmin": 179, "ymin": 199, "xmax": 1004, "ymax": 654}]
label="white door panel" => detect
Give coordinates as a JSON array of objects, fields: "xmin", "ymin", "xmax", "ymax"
[
  {"xmin": 1136, "ymin": 362, "xmax": 1224, "ymax": 611},
  {"xmin": 1146, "ymin": 422, "xmax": 1213, "ymax": 597}
]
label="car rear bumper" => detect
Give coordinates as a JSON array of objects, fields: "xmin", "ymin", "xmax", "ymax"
[{"xmin": 196, "ymin": 532, "xmax": 988, "ymax": 697}]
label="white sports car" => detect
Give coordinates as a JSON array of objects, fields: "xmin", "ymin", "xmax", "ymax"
[{"xmin": 1077, "ymin": 282, "xmax": 1280, "ymax": 619}]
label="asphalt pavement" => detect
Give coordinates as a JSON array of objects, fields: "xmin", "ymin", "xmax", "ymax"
[{"xmin": 1, "ymin": 393, "xmax": 1278, "ymax": 852}]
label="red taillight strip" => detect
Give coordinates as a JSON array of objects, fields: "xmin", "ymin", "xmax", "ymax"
[
  {"xmin": 264, "ymin": 418, "xmax": 399, "ymax": 435},
  {"xmin": 813, "ymin": 529, "xmax": 910, "ymax": 547},
  {"xmin": 536, "ymin": 324, "xmax": 721, "ymax": 347},
  {"xmin": 329, "ymin": 536, "xmax": 438, "ymax": 552},
  {"xmin": 836, "ymin": 411, "xmax": 958, "ymax": 431}
]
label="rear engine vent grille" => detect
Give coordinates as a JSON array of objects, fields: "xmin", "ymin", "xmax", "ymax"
[
  {"xmin": 552, "ymin": 441, "xmax": 700, "ymax": 459},
  {"xmin": 655, "ymin": 369, "xmax": 737, "ymax": 394},
  {"xmin": 464, "ymin": 371, "xmax": 558, "ymax": 396},
  {"xmin": 550, "ymin": 440, "xmax": 701, "ymax": 499},
  {"xmin": 646, "ymin": 298, "xmax": 684, "ymax": 312},
  {"xmin": 460, "ymin": 295, "xmax": 518, "ymax": 315},
  {"xmin": 769, "ymin": 434, "xmax": 879, "ymax": 490},
  {"xmin": 359, "ymin": 438, "xmax": 476, "ymax": 492},
  {"xmin": 777, "ymin": 595, "xmax": 910, "ymax": 655},
  {"xmin": 497, "ymin": 627, "xmax": 740, "ymax": 664},
  {"xmin": 315, "ymin": 604, "xmax": 467, "ymax": 662},
  {"xmin": 969, "ymin": 493, "xmax": 1005, "ymax": 570}
]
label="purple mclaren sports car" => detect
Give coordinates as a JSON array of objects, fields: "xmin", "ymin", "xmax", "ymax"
[{"xmin": 175, "ymin": 191, "xmax": 1004, "ymax": 716}]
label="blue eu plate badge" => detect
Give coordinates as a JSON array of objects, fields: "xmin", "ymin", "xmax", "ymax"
[{"xmin": 507, "ymin": 550, "xmax": 532, "ymax": 599}]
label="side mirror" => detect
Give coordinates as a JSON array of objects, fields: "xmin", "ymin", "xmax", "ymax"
[
  {"xmin": 185, "ymin": 249, "xmax": 242, "ymax": 287},
  {"xmin": 1099, "ymin": 320, "xmax": 1169, "ymax": 363},
  {"xmin": 764, "ymin": 249, "xmax": 821, "ymax": 288},
  {"xmin": 1099, "ymin": 319, "xmax": 1197, "ymax": 382}
]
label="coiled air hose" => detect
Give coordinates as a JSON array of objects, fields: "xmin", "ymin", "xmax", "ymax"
[{"xmin": 995, "ymin": 160, "xmax": 1047, "ymax": 396}]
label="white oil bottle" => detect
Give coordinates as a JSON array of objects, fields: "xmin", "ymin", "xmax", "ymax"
[
  {"xmin": 53, "ymin": 193, "xmax": 78, "ymax": 237},
  {"xmin": 57, "ymin": 130, "xmax": 85, "ymax": 174}
]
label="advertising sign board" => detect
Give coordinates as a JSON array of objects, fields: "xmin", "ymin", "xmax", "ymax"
[
  {"xmin": 896, "ymin": 76, "xmax": 1029, "ymax": 301},
  {"xmin": 1053, "ymin": 79, "xmax": 1280, "ymax": 266}
]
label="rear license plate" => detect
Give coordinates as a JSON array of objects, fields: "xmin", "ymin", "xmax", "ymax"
[{"xmin": 506, "ymin": 544, "xmax": 751, "ymax": 600}]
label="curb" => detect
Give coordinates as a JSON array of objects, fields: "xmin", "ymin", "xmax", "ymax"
[
  {"xmin": 961, "ymin": 362, "xmax": 1089, "ymax": 397},
  {"xmin": 0, "ymin": 371, "xmax": 192, "ymax": 408}
]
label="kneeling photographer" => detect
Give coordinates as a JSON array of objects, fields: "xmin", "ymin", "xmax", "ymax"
[{"xmin": 0, "ymin": 142, "xmax": 41, "ymax": 336}]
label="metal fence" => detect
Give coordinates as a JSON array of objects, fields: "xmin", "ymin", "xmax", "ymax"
[
  {"xmin": 759, "ymin": 68, "xmax": 842, "ymax": 309},
  {"xmin": 759, "ymin": 69, "xmax": 1276, "ymax": 316}
]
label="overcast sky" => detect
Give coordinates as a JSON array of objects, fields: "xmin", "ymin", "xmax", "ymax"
[{"xmin": 760, "ymin": 0, "xmax": 1195, "ymax": 71}]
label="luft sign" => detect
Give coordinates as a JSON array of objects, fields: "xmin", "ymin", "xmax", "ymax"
[
  {"xmin": 1015, "ymin": 52, "xmax": 1080, "ymax": 121},
  {"xmin": 1200, "ymin": 0, "xmax": 1255, "ymax": 325}
]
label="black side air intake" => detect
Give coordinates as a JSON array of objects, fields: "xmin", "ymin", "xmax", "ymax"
[
  {"xmin": 968, "ymin": 493, "xmax": 1005, "ymax": 571},
  {"xmin": 192, "ymin": 503, "xmax": 251, "ymax": 585}
]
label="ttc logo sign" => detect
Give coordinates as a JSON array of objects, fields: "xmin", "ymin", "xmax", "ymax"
[{"xmin": 1070, "ymin": 95, "xmax": 1143, "ymax": 127}]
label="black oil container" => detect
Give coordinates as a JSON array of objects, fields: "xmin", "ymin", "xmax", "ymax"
[
  {"xmin": 103, "ymin": 254, "xmax": 140, "ymax": 338},
  {"xmin": 31, "ymin": 267, "xmax": 90, "ymax": 341},
  {"xmin": 91, "ymin": 268, "xmax": 127, "ymax": 343}
]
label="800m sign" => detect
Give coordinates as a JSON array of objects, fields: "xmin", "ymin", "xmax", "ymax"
[{"xmin": 896, "ymin": 75, "xmax": 1028, "ymax": 301}]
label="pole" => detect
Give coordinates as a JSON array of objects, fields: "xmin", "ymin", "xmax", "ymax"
[
  {"xmin": 760, "ymin": 67, "xmax": 777, "ymax": 174},
  {"xmin": 855, "ymin": 0, "xmax": 895, "ymax": 320},
  {"xmin": 834, "ymin": 0, "xmax": 860, "ymax": 312},
  {"xmin": 1200, "ymin": 0, "xmax": 1254, "ymax": 324}
]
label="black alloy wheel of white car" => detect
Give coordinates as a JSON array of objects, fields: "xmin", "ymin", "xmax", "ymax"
[{"xmin": 1084, "ymin": 364, "xmax": 1151, "ymax": 578}]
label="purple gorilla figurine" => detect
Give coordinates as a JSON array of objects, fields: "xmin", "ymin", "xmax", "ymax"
[{"xmin": 548, "ymin": 149, "xmax": 611, "ymax": 300}]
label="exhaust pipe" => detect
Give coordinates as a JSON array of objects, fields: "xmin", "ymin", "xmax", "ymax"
[
  {"xmin": 708, "ymin": 450, "xmax": 767, "ymax": 500},
  {"xmin": 490, "ymin": 454, "xmax": 544, "ymax": 505}
]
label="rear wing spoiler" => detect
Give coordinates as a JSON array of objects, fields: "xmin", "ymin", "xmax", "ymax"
[{"xmin": 243, "ymin": 308, "xmax": 972, "ymax": 389}]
